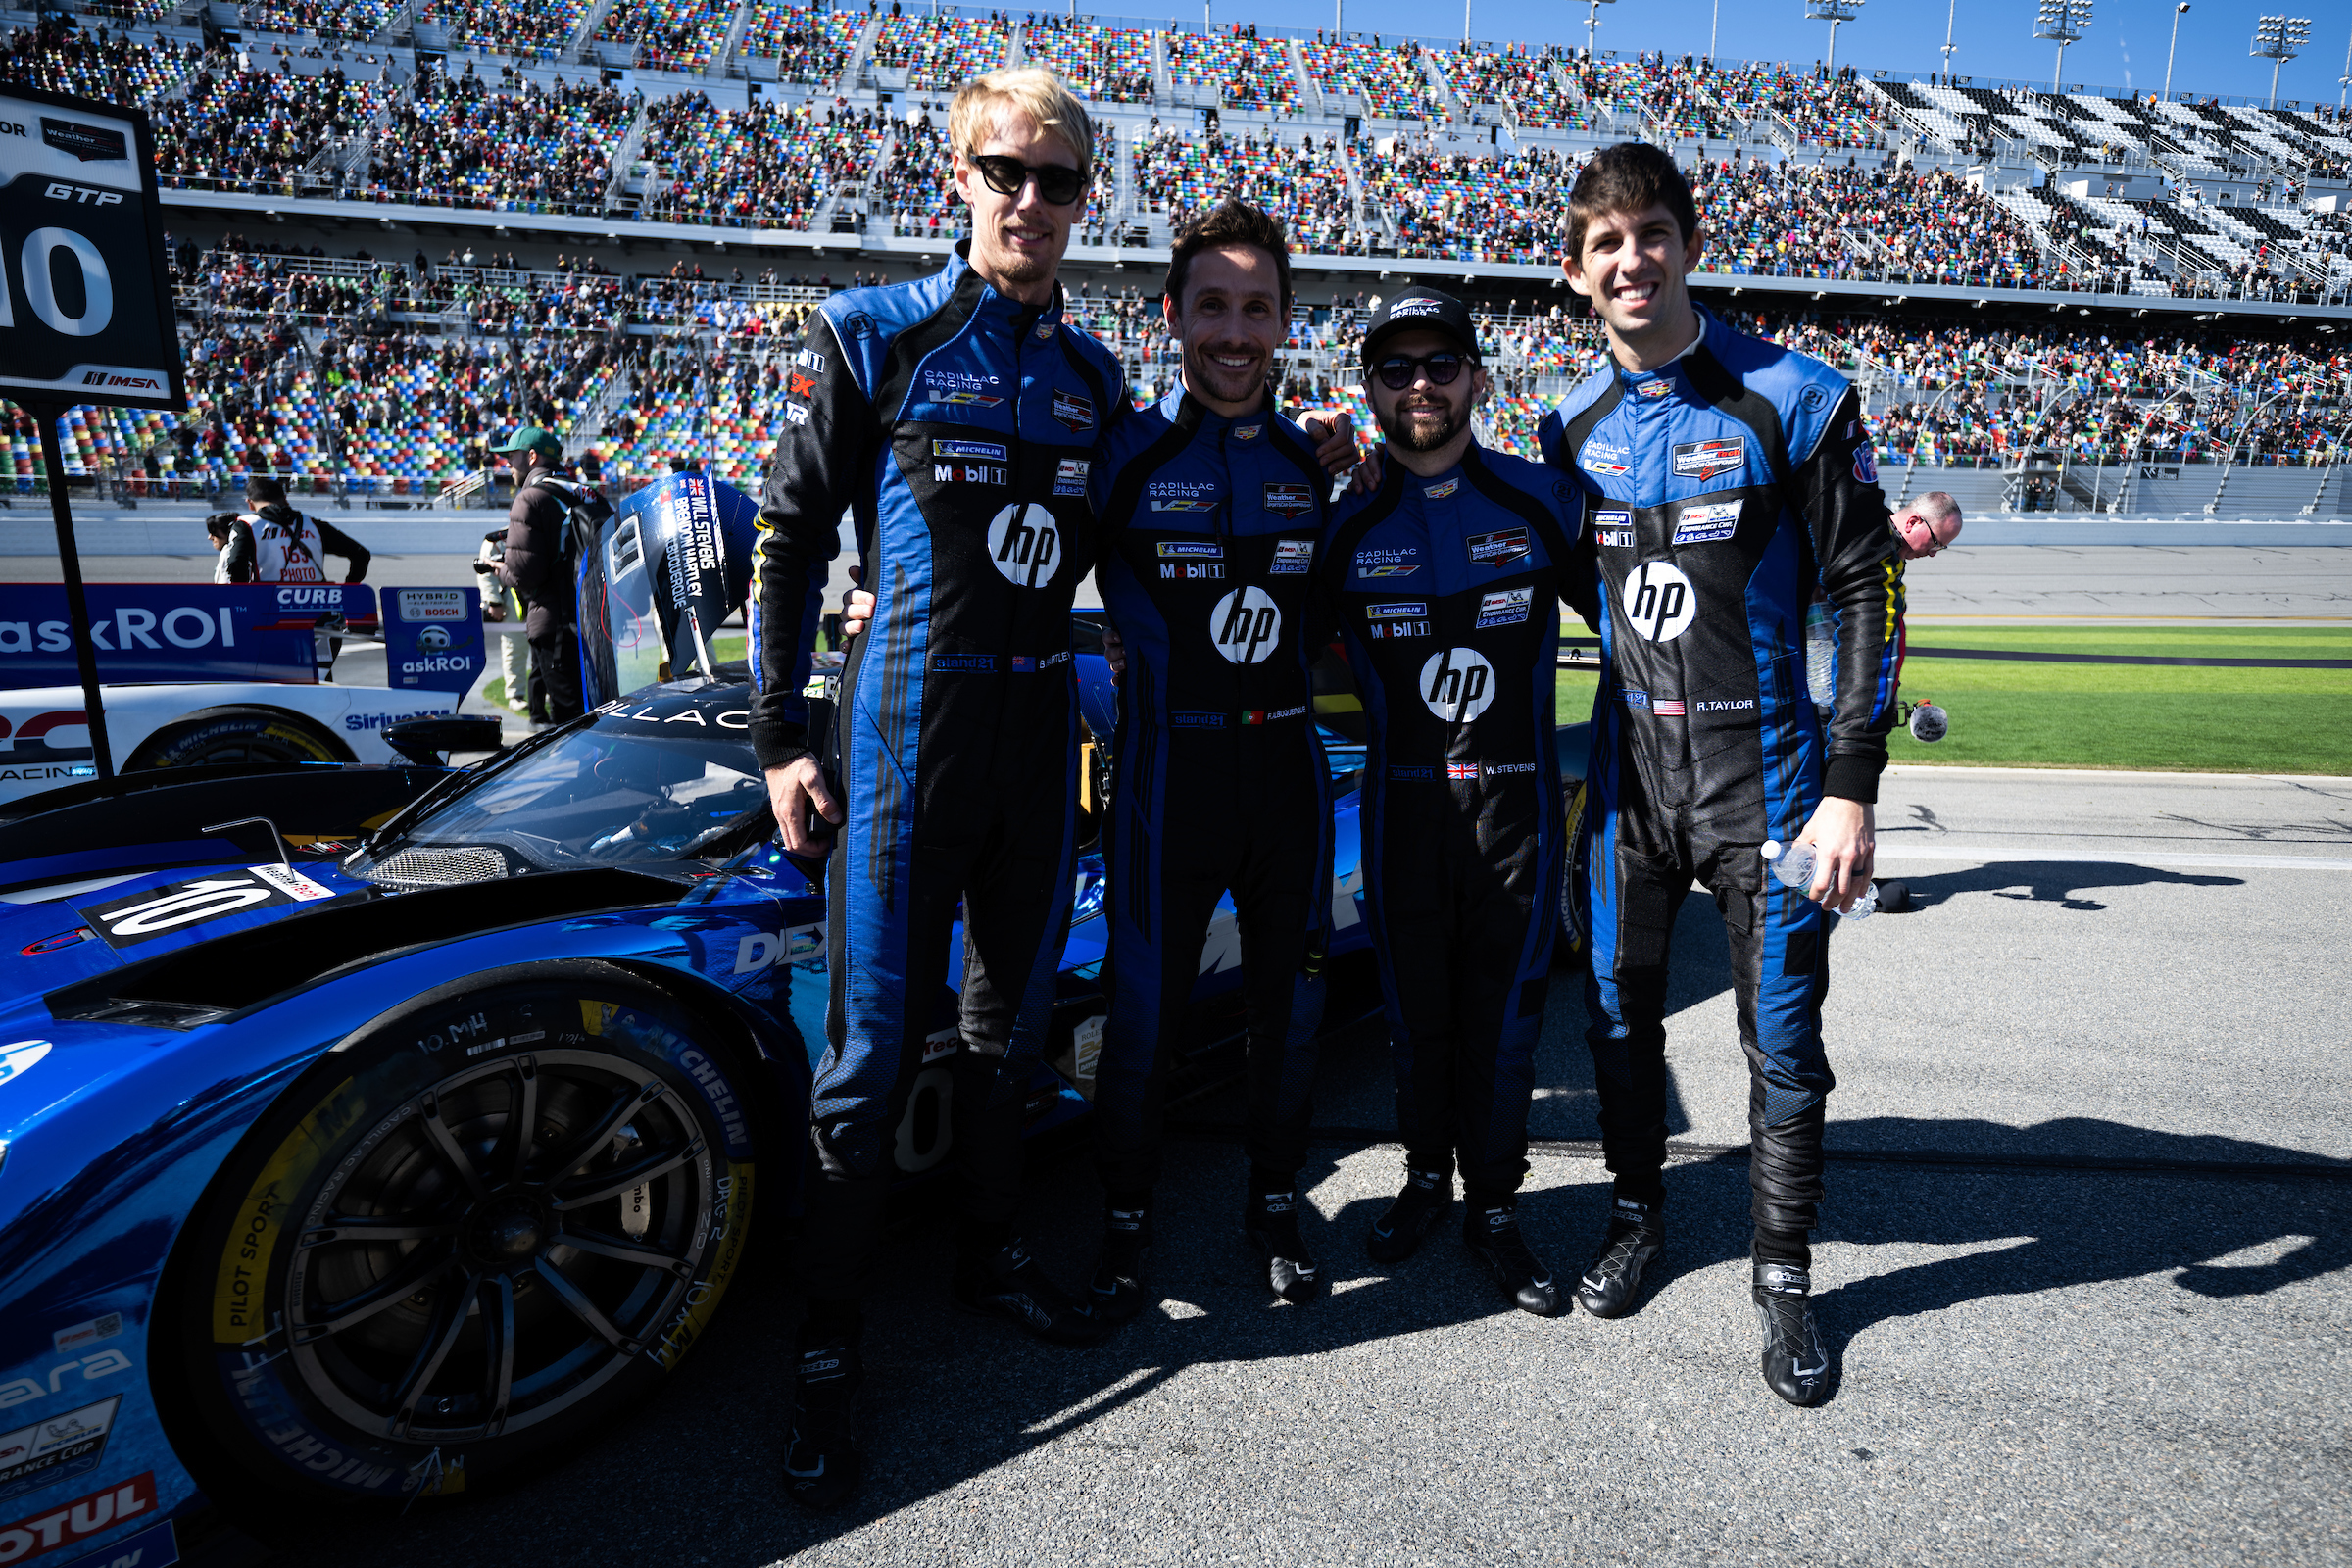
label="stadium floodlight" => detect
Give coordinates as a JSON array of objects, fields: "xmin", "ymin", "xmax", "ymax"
[
  {"xmin": 1581, "ymin": 0, "xmax": 1615, "ymax": 63},
  {"xmin": 2034, "ymin": 0, "xmax": 2090, "ymax": 94},
  {"xmin": 2341, "ymin": 22, "xmax": 2350, "ymax": 111},
  {"xmin": 2164, "ymin": 4, "xmax": 2188, "ymax": 101},
  {"xmin": 1941, "ymin": 0, "xmax": 1957, "ymax": 81},
  {"xmin": 1804, "ymin": 0, "xmax": 1863, "ymax": 77},
  {"xmin": 2250, "ymin": 15, "xmax": 2311, "ymax": 110}
]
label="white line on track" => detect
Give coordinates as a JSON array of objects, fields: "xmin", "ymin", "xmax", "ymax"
[{"xmin": 1874, "ymin": 844, "xmax": 2352, "ymax": 871}]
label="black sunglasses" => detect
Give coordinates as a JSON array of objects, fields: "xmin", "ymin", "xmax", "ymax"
[
  {"xmin": 971, "ymin": 154, "xmax": 1087, "ymax": 208},
  {"xmin": 1374, "ymin": 352, "xmax": 1473, "ymax": 391}
]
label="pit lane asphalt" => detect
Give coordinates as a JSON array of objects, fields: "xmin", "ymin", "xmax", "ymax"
[{"xmin": 235, "ymin": 764, "xmax": 2352, "ymax": 1567}]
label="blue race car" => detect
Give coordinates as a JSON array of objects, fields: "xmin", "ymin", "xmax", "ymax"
[{"xmin": 0, "ymin": 657, "xmax": 1387, "ymax": 1556}]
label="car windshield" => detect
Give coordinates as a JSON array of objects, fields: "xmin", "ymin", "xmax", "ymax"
[{"xmin": 359, "ymin": 702, "xmax": 767, "ymax": 872}]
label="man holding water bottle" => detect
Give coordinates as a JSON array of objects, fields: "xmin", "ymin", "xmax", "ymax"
[{"xmin": 1541, "ymin": 144, "xmax": 1908, "ymax": 1405}]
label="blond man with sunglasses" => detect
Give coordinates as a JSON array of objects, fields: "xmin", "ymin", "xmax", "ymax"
[{"xmin": 749, "ymin": 67, "xmax": 1127, "ymax": 1511}]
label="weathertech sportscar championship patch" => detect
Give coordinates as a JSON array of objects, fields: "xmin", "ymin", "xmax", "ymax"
[
  {"xmin": 81, "ymin": 865, "xmax": 336, "ymax": 949},
  {"xmin": 1475, "ymin": 587, "xmax": 1535, "ymax": 628},
  {"xmin": 1671, "ymin": 437, "xmax": 1746, "ymax": 481},
  {"xmin": 1672, "ymin": 500, "xmax": 1744, "ymax": 545},
  {"xmin": 1466, "ymin": 527, "xmax": 1530, "ymax": 567},
  {"xmin": 1262, "ymin": 482, "xmax": 1315, "ymax": 517},
  {"xmin": 1053, "ymin": 389, "xmax": 1095, "ymax": 431},
  {"xmin": 1269, "ymin": 538, "xmax": 1315, "ymax": 572}
]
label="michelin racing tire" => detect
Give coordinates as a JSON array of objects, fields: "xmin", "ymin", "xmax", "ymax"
[
  {"xmin": 126, "ymin": 706, "xmax": 350, "ymax": 769},
  {"xmin": 164, "ymin": 963, "xmax": 760, "ymax": 1512},
  {"xmin": 1554, "ymin": 778, "xmax": 1591, "ymax": 968}
]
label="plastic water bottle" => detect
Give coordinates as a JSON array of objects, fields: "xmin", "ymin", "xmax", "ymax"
[
  {"xmin": 1803, "ymin": 601, "xmax": 1837, "ymax": 709},
  {"xmin": 1761, "ymin": 841, "xmax": 1877, "ymax": 920}
]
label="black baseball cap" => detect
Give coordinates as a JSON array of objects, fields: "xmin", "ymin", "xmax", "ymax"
[{"xmin": 1360, "ymin": 286, "xmax": 1481, "ymax": 368}]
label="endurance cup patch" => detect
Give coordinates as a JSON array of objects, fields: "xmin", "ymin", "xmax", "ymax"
[
  {"xmin": 1475, "ymin": 587, "xmax": 1534, "ymax": 628},
  {"xmin": 1269, "ymin": 538, "xmax": 1315, "ymax": 573},
  {"xmin": 1671, "ymin": 500, "xmax": 1743, "ymax": 545}
]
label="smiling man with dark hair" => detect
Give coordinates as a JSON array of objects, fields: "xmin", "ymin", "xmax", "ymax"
[
  {"xmin": 1542, "ymin": 141, "xmax": 1908, "ymax": 1406},
  {"xmin": 1085, "ymin": 197, "xmax": 1353, "ymax": 1320}
]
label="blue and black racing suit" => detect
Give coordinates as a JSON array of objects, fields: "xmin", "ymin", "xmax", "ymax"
[
  {"xmin": 1319, "ymin": 442, "xmax": 1583, "ymax": 1200},
  {"xmin": 1541, "ymin": 306, "xmax": 1904, "ymax": 1263},
  {"xmin": 749, "ymin": 243, "xmax": 1126, "ymax": 1295},
  {"xmin": 1092, "ymin": 388, "xmax": 1335, "ymax": 1198}
]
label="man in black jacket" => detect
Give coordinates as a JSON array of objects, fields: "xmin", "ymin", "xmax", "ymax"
[{"xmin": 489, "ymin": 426, "xmax": 587, "ymax": 723}]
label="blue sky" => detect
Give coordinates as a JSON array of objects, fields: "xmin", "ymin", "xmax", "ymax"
[{"xmin": 1158, "ymin": 0, "xmax": 2352, "ymax": 107}]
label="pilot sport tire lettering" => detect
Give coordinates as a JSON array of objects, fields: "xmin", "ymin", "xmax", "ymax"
[
  {"xmin": 125, "ymin": 706, "xmax": 352, "ymax": 770},
  {"xmin": 165, "ymin": 963, "xmax": 759, "ymax": 1508}
]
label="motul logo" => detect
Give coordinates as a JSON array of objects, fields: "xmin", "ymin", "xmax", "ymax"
[{"xmin": 0, "ymin": 1472, "xmax": 154, "ymax": 1563}]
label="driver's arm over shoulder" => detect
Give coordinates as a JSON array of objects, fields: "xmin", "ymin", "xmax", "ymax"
[{"xmin": 750, "ymin": 312, "xmax": 862, "ymax": 770}]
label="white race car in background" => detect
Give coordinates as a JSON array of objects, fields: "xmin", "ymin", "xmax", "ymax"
[{"xmin": 0, "ymin": 680, "xmax": 463, "ymax": 807}]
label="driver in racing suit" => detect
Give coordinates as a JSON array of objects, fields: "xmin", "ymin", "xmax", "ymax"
[
  {"xmin": 1087, "ymin": 199, "xmax": 1346, "ymax": 1318},
  {"xmin": 1321, "ymin": 288, "xmax": 1587, "ymax": 1319},
  {"xmin": 747, "ymin": 69, "xmax": 1124, "ymax": 1512},
  {"xmin": 1541, "ymin": 143, "xmax": 1904, "ymax": 1405}
]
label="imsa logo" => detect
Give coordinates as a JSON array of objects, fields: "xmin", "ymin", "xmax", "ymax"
[{"xmin": 1209, "ymin": 587, "xmax": 1281, "ymax": 664}]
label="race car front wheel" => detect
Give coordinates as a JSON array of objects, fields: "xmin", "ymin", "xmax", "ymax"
[
  {"xmin": 163, "ymin": 963, "xmax": 760, "ymax": 1513},
  {"xmin": 126, "ymin": 705, "xmax": 351, "ymax": 769}
]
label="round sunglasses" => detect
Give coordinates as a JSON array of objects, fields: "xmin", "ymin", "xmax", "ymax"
[
  {"xmin": 971, "ymin": 154, "xmax": 1087, "ymax": 209},
  {"xmin": 1373, "ymin": 352, "xmax": 1474, "ymax": 391}
]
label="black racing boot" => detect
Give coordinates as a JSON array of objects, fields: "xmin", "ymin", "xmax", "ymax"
[
  {"xmin": 781, "ymin": 1342, "xmax": 862, "ymax": 1511},
  {"xmin": 1245, "ymin": 1188, "xmax": 1324, "ymax": 1304},
  {"xmin": 1088, "ymin": 1203, "xmax": 1152, "ymax": 1325},
  {"xmin": 953, "ymin": 1237, "xmax": 1109, "ymax": 1346},
  {"xmin": 1366, "ymin": 1166, "xmax": 1452, "ymax": 1263},
  {"xmin": 1753, "ymin": 1261, "xmax": 1831, "ymax": 1406},
  {"xmin": 1463, "ymin": 1201, "xmax": 1563, "ymax": 1317},
  {"xmin": 1574, "ymin": 1196, "xmax": 1665, "ymax": 1320}
]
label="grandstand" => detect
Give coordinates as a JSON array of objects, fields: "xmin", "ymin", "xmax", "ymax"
[{"xmin": 0, "ymin": 3, "xmax": 2344, "ymax": 519}]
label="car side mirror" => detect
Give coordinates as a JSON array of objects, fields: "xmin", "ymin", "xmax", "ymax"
[{"xmin": 383, "ymin": 714, "xmax": 507, "ymax": 767}]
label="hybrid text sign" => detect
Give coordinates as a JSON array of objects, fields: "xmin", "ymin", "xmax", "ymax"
[{"xmin": 0, "ymin": 84, "xmax": 185, "ymax": 409}]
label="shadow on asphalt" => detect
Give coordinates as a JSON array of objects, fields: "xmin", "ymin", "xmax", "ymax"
[{"xmin": 1880, "ymin": 859, "xmax": 2243, "ymax": 913}]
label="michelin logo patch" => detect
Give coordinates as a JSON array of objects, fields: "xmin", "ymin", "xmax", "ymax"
[
  {"xmin": 934, "ymin": 438, "xmax": 1009, "ymax": 462},
  {"xmin": 1270, "ymin": 538, "xmax": 1315, "ymax": 573},
  {"xmin": 1672, "ymin": 500, "xmax": 1743, "ymax": 545},
  {"xmin": 1474, "ymin": 587, "xmax": 1534, "ymax": 629},
  {"xmin": 1593, "ymin": 509, "xmax": 1633, "ymax": 549},
  {"xmin": 1671, "ymin": 437, "xmax": 1746, "ymax": 481},
  {"xmin": 1368, "ymin": 601, "xmax": 1426, "ymax": 617},
  {"xmin": 1156, "ymin": 540, "xmax": 1223, "ymax": 559}
]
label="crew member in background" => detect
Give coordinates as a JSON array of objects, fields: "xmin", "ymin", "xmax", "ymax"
[
  {"xmin": 206, "ymin": 511, "xmax": 255, "ymax": 583},
  {"xmin": 1542, "ymin": 143, "xmax": 1906, "ymax": 1406},
  {"xmin": 1319, "ymin": 287, "xmax": 1587, "ymax": 1319},
  {"xmin": 242, "ymin": 473, "xmax": 371, "ymax": 585},
  {"xmin": 747, "ymin": 67, "xmax": 1127, "ymax": 1513},
  {"xmin": 489, "ymin": 425, "xmax": 589, "ymax": 724},
  {"xmin": 240, "ymin": 474, "xmax": 371, "ymax": 678},
  {"xmin": 476, "ymin": 526, "xmax": 533, "ymax": 718}
]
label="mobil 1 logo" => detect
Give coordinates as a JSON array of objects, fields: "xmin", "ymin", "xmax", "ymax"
[
  {"xmin": 1209, "ymin": 587, "xmax": 1281, "ymax": 663},
  {"xmin": 0, "ymin": 86, "xmax": 183, "ymax": 409}
]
